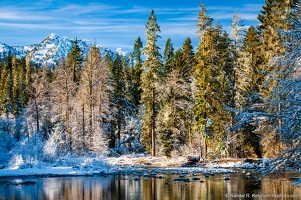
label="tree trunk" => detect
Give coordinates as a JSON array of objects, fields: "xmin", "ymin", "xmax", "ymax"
[
  {"xmin": 151, "ymin": 89, "xmax": 156, "ymax": 156},
  {"xmin": 65, "ymin": 79, "xmax": 72, "ymax": 151},
  {"xmin": 89, "ymin": 82, "xmax": 93, "ymax": 151},
  {"xmin": 202, "ymin": 137, "xmax": 207, "ymax": 159},
  {"xmin": 34, "ymin": 95, "xmax": 40, "ymax": 133},
  {"xmin": 82, "ymin": 104, "xmax": 85, "ymax": 151}
]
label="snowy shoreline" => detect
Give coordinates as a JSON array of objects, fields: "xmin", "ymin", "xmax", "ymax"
[
  {"xmin": 0, "ymin": 156, "xmax": 273, "ymax": 178},
  {"xmin": 0, "ymin": 166, "xmax": 236, "ymax": 179}
]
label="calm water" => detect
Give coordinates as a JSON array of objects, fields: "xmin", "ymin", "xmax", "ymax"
[{"xmin": 1, "ymin": 172, "xmax": 301, "ymax": 200}]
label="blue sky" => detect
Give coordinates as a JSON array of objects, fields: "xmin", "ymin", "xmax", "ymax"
[{"xmin": 0, "ymin": 0, "xmax": 264, "ymax": 52}]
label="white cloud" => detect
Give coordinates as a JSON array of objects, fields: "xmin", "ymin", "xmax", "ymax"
[{"xmin": 0, "ymin": 1, "xmax": 263, "ymax": 51}]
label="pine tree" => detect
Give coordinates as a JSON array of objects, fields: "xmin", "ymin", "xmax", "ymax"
[
  {"xmin": 158, "ymin": 70, "xmax": 192, "ymax": 157},
  {"xmin": 0, "ymin": 52, "xmax": 13, "ymax": 115},
  {"xmin": 12, "ymin": 55, "xmax": 20, "ymax": 115},
  {"xmin": 194, "ymin": 28, "xmax": 217, "ymax": 158},
  {"xmin": 256, "ymin": 0, "xmax": 296, "ymax": 156},
  {"xmin": 158, "ymin": 38, "xmax": 195, "ymax": 156},
  {"xmin": 257, "ymin": 0, "xmax": 297, "ymax": 99},
  {"xmin": 225, "ymin": 13, "xmax": 246, "ymax": 157},
  {"xmin": 159, "ymin": 38, "xmax": 196, "ymax": 154},
  {"xmin": 110, "ymin": 54, "xmax": 128, "ymax": 149},
  {"xmin": 130, "ymin": 37, "xmax": 143, "ymax": 110},
  {"xmin": 25, "ymin": 52, "xmax": 32, "ymax": 104},
  {"xmin": 194, "ymin": 8, "xmax": 234, "ymax": 158},
  {"xmin": 214, "ymin": 26, "xmax": 234, "ymax": 158},
  {"xmin": 181, "ymin": 37, "xmax": 195, "ymax": 79},
  {"xmin": 27, "ymin": 65, "xmax": 53, "ymax": 136},
  {"xmin": 66, "ymin": 38, "xmax": 83, "ymax": 84},
  {"xmin": 163, "ymin": 38, "xmax": 174, "ymax": 75},
  {"xmin": 141, "ymin": 10, "xmax": 162, "ymax": 156},
  {"xmin": 104, "ymin": 54, "xmax": 116, "ymax": 149},
  {"xmin": 196, "ymin": 4, "xmax": 213, "ymax": 40},
  {"xmin": 234, "ymin": 26, "xmax": 264, "ymax": 157}
]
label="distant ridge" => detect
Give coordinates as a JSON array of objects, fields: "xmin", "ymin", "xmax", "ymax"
[{"xmin": 0, "ymin": 33, "xmax": 127, "ymax": 66}]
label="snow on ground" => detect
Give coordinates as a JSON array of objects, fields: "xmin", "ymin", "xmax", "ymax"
[{"xmin": 0, "ymin": 155, "xmax": 272, "ymax": 178}]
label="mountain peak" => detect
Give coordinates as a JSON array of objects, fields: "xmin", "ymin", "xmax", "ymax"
[
  {"xmin": 48, "ymin": 33, "xmax": 60, "ymax": 40},
  {"xmin": 0, "ymin": 34, "xmax": 127, "ymax": 66}
]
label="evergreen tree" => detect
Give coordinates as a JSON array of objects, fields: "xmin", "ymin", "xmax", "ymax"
[
  {"xmin": 12, "ymin": 56, "xmax": 26, "ymax": 116},
  {"xmin": 158, "ymin": 70, "xmax": 192, "ymax": 157},
  {"xmin": 163, "ymin": 38, "xmax": 174, "ymax": 75},
  {"xmin": 196, "ymin": 4, "xmax": 213, "ymax": 40},
  {"xmin": 141, "ymin": 10, "xmax": 162, "ymax": 156},
  {"xmin": 104, "ymin": 53, "xmax": 116, "ymax": 149},
  {"xmin": 110, "ymin": 54, "xmax": 129, "ymax": 149},
  {"xmin": 194, "ymin": 10, "xmax": 234, "ymax": 158},
  {"xmin": 194, "ymin": 28, "xmax": 217, "ymax": 158},
  {"xmin": 225, "ymin": 12, "xmax": 246, "ymax": 157},
  {"xmin": 158, "ymin": 38, "xmax": 195, "ymax": 156},
  {"xmin": 0, "ymin": 52, "xmax": 13, "ymax": 115},
  {"xmin": 256, "ymin": 0, "xmax": 296, "ymax": 156},
  {"xmin": 160, "ymin": 38, "xmax": 196, "ymax": 154},
  {"xmin": 130, "ymin": 37, "xmax": 143, "ymax": 110},
  {"xmin": 181, "ymin": 37, "xmax": 195, "ymax": 79},
  {"xmin": 25, "ymin": 52, "xmax": 32, "ymax": 104},
  {"xmin": 66, "ymin": 38, "xmax": 83, "ymax": 84},
  {"xmin": 257, "ymin": 0, "xmax": 297, "ymax": 99},
  {"xmin": 234, "ymin": 26, "xmax": 264, "ymax": 157}
]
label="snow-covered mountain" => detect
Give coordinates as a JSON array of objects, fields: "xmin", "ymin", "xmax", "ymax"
[{"xmin": 0, "ymin": 33, "xmax": 127, "ymax": 66}]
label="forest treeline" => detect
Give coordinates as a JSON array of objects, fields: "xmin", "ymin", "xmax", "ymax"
[{"xmin": 1, "ymin": 1, "xmax": 301, "ymax": 162}]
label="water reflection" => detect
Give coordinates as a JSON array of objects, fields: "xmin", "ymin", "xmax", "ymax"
[{"xmin": 1, "ymin": 172, "xmax": 301, "ymax": 200}]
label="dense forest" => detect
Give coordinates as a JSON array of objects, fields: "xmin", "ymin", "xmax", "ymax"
[{"xmin": 1, "ymin": 0, "xmax": 301, "ymax": 166}]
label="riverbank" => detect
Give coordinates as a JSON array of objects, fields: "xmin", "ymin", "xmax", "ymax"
[{"xmin": 0, "ymin": 155, "xmax": 272, "ymax": 178}]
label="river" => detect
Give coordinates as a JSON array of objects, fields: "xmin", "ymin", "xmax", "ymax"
[{"xmin": 1, "ymin": 172, "xmax": 301, "ymax": 199}]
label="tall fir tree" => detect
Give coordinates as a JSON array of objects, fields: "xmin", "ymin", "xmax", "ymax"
[
  {"xmin": 141, "ymin": 10, "xmax": 162, "ymax": 156},
  {"xmin": 181, "ymin": 37, "xmax": 195, "ymax": 79},
  {"xmin": 110, "ymin": 54, "xmax": 128, "ymax": 149},
  {"xmin": 163, "ymin": 38, "xmax": 175, "ymax": 76},
  {"xmin": 194, "ymin": 7, "xmax": 234, "ymax": 158},
  {"xmin": 157, "ymin": 69, "xmax": 192, "ymax": 157},
  {"xmin": 1, "ymin": 52, "xmax": 13, "ymax": 115},
  {"xmin": 226, "ymin": 12, "xmax": 246, "ymax": 157},
  {"xmin": 196, "ymin": 4, "xmax": 213, "ymax": 40},
  {"xmin": 256, "ymin": 0, "xmax": 296, "ymax": 156},
  {"xmin": 11, "ymin": 56, "xmax": 26, "ymax": 116},
  {"xmin": 130, "ymin": 37, "xmax": 143, "ymax": 110},
  {"xmin": 158, "ymin": 38, "xmax": 195, "ymax": 157},
  {"xmin": 104, "ymin": 53, "xmax": 116, "ymax": 149},
  {"xmin": 240, "ymin": 26, "xmax": 264, "ymax": 157},
  {"xmin": 66, "ymin": 38, "xmax": 83, "ymax": 84},
  {"xmin": 25, "ymin": 52, "xmax": 32, "ymax": 104}
]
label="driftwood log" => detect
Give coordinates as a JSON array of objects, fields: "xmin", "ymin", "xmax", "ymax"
[
  {"xmin": 187, "ymin": 155, "xmax": 201, "ymax": 163},
  {"xmin": 182, "ymin": 155, "xmax": 201, "ymax": 167}
]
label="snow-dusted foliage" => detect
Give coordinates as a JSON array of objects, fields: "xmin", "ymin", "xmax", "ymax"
[
  {"xmin": 9, "ymin": 133, "xmax": 45, "ymax": 168},
  {"xmin": 43, "ymin": 137, "xmax": 57, "ymax": 162},
  {"xmin": 43, "ymin": 122, "xmax": 68, "ymax": 160},
  {"xmin": 0, "ymin": 132, "xmax": 14, "ymax": 165},
  {"xmin": 232, "ymin": 2, "xmax": 301, "ymax": 168},
  {"xmin": 157, "ymin": 70, "xmax": 194, "ymax": 157},
  {"xmin": 0, "ymin": 118, "xmax": 18, "ymax": 164},
  {"xmin": 115, "ymin": 115, "xmax": 144, "ymax": 155},
  {"xmin": 90, "ymin": 131, "xmax": 109, "ymax": 155},
  {"xmin": 230, "ymin": 12, "xmax": 245, "ymax": 50}
]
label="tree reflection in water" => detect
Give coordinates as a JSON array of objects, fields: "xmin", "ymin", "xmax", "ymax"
[{"xmin": 1, "ymin": 173, "xmax": 301, "ymax": 199}]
